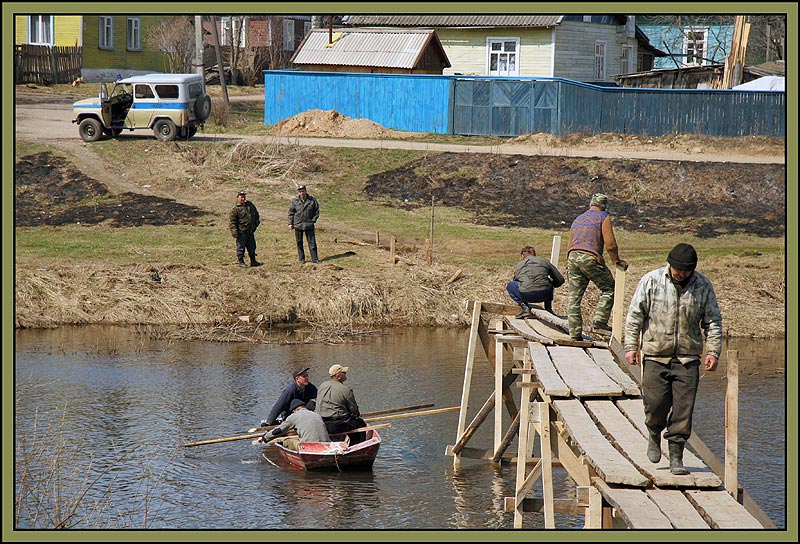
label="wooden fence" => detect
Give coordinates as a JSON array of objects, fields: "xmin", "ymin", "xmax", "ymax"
[{"xmin": 15, "ymin": 44, "xmax": 82, "ymax": 85}]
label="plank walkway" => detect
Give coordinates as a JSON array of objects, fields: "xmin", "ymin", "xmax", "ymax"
[{"xmin": 447, "ymin": 302, "xmax": 769, "ymax": 530}]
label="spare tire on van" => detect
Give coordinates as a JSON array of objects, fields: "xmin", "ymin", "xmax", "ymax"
[{"xmin": 195, "ymin": 95, "xmax": 212, "ymax": 122}]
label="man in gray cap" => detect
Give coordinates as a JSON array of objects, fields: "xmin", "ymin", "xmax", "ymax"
[
  {"xmin": 566, "ymin": 193, "xmax": 628, "ymax": 340},
  {"xmin": 624, "ymin": 243, "xmax": 722, "ymax": 475},
  {"xmin": 261, "ymin": 399, "xmax": 330, "ymax": 448},
  {"xmin": 316, "ymin": 364, "xmax": 368, "ymax": 443},
  {"xmin": 229, "ymin": 190, "xmax": 261, "ymax": 268}
]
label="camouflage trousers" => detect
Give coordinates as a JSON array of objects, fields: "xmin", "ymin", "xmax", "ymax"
[{"xmin": 566, "ymin": 252, "xmax": 615, "ymax": 338}]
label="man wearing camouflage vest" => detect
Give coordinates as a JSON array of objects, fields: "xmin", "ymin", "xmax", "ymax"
[
  {"xmin": 229, "ymin": 190, "xmax": 261, "ymax": 268},
  {"xmin": 565, "ymin": 193, "xmax": 627, "ymax": 340}
]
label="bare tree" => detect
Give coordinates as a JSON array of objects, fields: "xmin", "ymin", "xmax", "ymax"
[
  {"xmin": 639, "ymin": 15, "xmax": 735, "ymax": 67},
  {"xmin": 745, "ymin": 15, "xmax": 786, "ymax": 63},
  {"xmin": 145, "ymin": 16, "xmax": 195, "ymax": 73}
]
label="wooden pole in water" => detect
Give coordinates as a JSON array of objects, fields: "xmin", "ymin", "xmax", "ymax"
[
  {"xmin": 455, "ymin": 301, "xmax": 481, "ymax": 468},
  {"xmin": 725, "ymin": 350, "xmax": 739, "ymax": 498}
]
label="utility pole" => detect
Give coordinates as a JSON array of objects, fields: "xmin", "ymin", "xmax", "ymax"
[
  {"xmin": 210, "ymin": 15, "xmax": 229, "ymax": 109},
  {"xmin": 195, "ymin": 15, "xmax": 205, "ymax": 90}
]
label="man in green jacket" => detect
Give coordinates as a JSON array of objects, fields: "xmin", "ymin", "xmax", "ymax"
[
  {"xmin": 229, "ymin": 190, "xmax": 261, "ymax": 268},
  {"xmin": 624, "ymin": 243, "xmax": 722, "ymax": 475}
]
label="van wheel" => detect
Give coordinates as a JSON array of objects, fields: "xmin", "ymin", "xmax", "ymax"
[
  {"xmin": 153, "ymin": 119, "xmax": 177, "ymax": 141},
  {"xmin": 195, "ymin": 95, "xmax": 212, "ymax": 122},
  {"xmin": 78, "ymin": 118, "xmax": 103, "ymax": 142}
]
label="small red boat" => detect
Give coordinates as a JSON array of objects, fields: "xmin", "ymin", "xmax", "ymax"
[{"xmin": 271, "ymin": 429, "xmax": 382, "ymax": 470}]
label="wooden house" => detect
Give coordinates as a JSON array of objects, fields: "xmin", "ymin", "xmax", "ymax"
[
  {"xmin": 291, "ymin": 28, "xmax": 451, "ymax": 74},
  {"xmin": 342, "ymin": 15, "xmax": 646, "ymax": 84},
  {"xmin": 636, "ymin": 16, "xmax": 734, "ymax": 69}
]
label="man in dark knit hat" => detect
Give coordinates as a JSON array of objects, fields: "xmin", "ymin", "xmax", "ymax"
[
  {"xmin": 260, "ymin": 367, "xmax": 318, "ymax": 427},
  {"xmin": 623, "ymin": 243, "xmax": 722, "ymax": 475}
]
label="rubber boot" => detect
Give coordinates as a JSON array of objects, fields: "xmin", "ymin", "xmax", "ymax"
[
  {"xmin": 515, "ymin": 302, "xmax": 532, "ymax": 319},
  {"xmin": 250, "ymin": 255, "xmax": 262, "ymax": 267},
  {"xmin": 668, "ymin": 441, "xmax": 689, "ymax": 475},
  {"xmin": 544, "ymin": 300, "xmax": 556, "ymax": 315},
  {"xmin": 238, "ymin": 257, "xmax": 247, "ymax": 268},
  {"xmin": 647, "ymin": 431, "xmax": 661, "ymax": 463}
]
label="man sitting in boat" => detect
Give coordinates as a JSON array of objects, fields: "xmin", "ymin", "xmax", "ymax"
[
  {"xmin": 261, "ymin": 399, "xmax": 330, "ymax": 451},
  {"xmin": 260, "ymin": 366, "xmax": 318, "ymax": 427},
  {"xmin": 316, "ymin": 364, "xmax": 368, "ymax": 444}
]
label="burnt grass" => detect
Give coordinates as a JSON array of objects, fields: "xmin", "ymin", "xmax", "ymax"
[
  {"xmin": 364, "ymin": 153, "xmax": 786, "ymax": 238},
  {"xmin": 15, "ymin": 152, "xmax": 210, "ymax": 227},
  {"xmin": 14, "ymin": 150, "xmax": 785, "ymax": 239}
]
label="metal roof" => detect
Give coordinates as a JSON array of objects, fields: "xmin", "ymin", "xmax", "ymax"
[
  {"xmin": 343, "ymin": 15, "xmax": 563, "ymax": 28},
  {"xmin": 292, "ymin": 28, "xmax": 450, "ymax": 69}
]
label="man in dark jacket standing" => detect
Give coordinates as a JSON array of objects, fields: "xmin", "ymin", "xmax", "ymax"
[
  {"xmin": 288, "ymin": 185, "xmax": 320, "ymax": 264},
  {"xmin": 229, "ymin": 190, "xmax": 261, "ymax": 268}
]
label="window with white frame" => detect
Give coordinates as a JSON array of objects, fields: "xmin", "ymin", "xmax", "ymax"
[
  {"xmin": 99, "ymin": 16, "xmax": 114, "ymax": 49},
  {"xmin": 127, "ymin": 17, "xmax": 141, "ymax": 50},
  {"xmin": 487, "ymin": 37, "xmax": 519, "ymax": 76},
  {"xmin": 684, "ymin": 29, "xmax": 707, "ymax": 66},
  {"xmin": 28, "ymin": 15, "xmax": 53, "ymax": 45},
  {"xmin": 594, "ymin": 41, "xmax": 606, "ymax": 80},
  {"xmin": 221, "ymin": 16, "xmax": 246, "ymax": 47},
  {"xmin": 621, "ymin": 44, "xmax": 632, "ymax": 74},
  {"xmin": 283, "ymin": 19, "xmax": 295, "ymax": 51}
]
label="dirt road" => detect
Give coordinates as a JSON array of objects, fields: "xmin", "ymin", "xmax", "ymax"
[{"xmin": 14, "ymin": 93, "xmax": 784, "ymax": 165}]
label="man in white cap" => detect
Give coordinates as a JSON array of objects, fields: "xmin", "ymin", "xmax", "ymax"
[{"xmin": 315, "ymin": 364, "xmax": 367, "ymax": 443}]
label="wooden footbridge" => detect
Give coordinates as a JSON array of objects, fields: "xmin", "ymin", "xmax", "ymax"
[{"xmin": 446, "ymin": 299, "xmax": 775, "ymax": 529}]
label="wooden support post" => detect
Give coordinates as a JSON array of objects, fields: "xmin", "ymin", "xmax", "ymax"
[
  {"xmin": 611, "ymin": 262, "xmax": 626, "ymax": 343},
  {"xmin": 425, "ymin": 238, "xmax": 431, "ymax": 266},
  {"xmin": 375, "ymin": 231, "xmax": 380, "ymax": 247},
  {"xmin": 513, "ymin": 349, "xmax": 534, "ymax": 529},
  {"xmin": 585, "ymin": 485, "xmax": 603, "ymax": 528},
  {"xmin": 454, "ymin": 301, "xmax": 481, "ymax": 468},
  {"xmin": 390, "ymin": 236, "xmax": 396, "ymax": 265},
  {"xmin": 550, "ymin": 235, "xmax": 561, "ymax": 268},
  {"xmin": 494, "ymin": 322, "xmax": 504, "ymax": 453},
  {"xmin": 725, "ymin": 349, "xmax": 739, "ymax": 498},
  {"xmin": 539, "ymin": 401, "xmax": 555, "ymax": 528}
]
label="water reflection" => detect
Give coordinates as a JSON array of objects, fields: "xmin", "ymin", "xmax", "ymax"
[{"xmin": 14, "ymin": 326, "xmax": 786, "ymax": 530}]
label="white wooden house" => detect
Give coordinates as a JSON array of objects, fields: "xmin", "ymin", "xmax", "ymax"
[{"xmin": 343, "ymin": 15, "xmax": 645, "ymax": 84}]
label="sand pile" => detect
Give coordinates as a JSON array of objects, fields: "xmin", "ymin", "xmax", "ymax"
[{"xmin": 270, "ymin": 109, "xmax": 420, "ymax": 139}]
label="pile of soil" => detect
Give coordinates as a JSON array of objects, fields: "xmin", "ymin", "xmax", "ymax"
[
  {"xmin": 270, "ymin": 109, "xmax": 422, "ymax": 139},
  {"xmin": 15, "ymin": 152, "xmax": 211, "ymax": 228},
  {"xmin": 365, "ymin": 152, "xmax": 786, "ymax": 238}
]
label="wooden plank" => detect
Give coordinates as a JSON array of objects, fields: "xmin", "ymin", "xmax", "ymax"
[
  {"xmin": 506, "ymin": 317, "xmax": 554, "ymax": 344},
  {"xmin": 615, "ymin": 399, "xmax": 722, "ymax": 487},
  {"xmin": 685, "ymin": 490, "xmax": 764, "ymax": 529},
  {"xmin": 586, "ymin": 347, "xmax": 640, "ymax": 395},
  {"xmin": 527, "ymin": 341, "xmax": 570, "ymax": 397},
  {"xmin": 592, "ymin": 478, "xmax": 673, "ymax": 529},
  {"xmin": 725, "ymin": 349, "xmax": 739, "ymax": 496},
  {"xmin": 584, "ymin": 400, "xmax": 717, "ymax": 488},
  {"xmin": 547, "ymin": 346, "xmax": 623, "ymax": 397},
  {"xmin": 553, "ymin": 399, "xmax": 648, "ymax": 487},
  {"xmin": 645, "ymin": 489, "xmax": 710, "ymax": 529}
]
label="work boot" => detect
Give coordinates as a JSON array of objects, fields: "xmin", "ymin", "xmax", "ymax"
[
  {"xmin": 238, "ymin": 258, "xmax": 247, "ymax": 268},
  {"xmin": 668, "ymin": 441, "xmax": 689, "ymax": 475},
  {"xmin": 647, "ymin": 431, "xmax": 662, "ymax": 463},
  {"xmin": 592, "ymin": 320, "xmax": 612, "ymax": 332},
  {"xmin": 515, "ymin": 302, "xmax": 532, "ymax": 319}
]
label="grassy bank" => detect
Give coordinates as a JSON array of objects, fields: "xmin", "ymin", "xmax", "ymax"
[{"xmin": 13, "ymin": 87, "xmax": 786, "ymax": 340}]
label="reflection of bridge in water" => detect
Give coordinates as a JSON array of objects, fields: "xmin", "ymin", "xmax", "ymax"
[{"xmin": 447, "ymin": 300, "xmax": 774, "ymax": 529}]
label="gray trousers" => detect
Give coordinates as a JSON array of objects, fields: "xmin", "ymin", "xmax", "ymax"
[{"xmin": 642, "ymin": 358, "xmax": 700, "ymax": 444}]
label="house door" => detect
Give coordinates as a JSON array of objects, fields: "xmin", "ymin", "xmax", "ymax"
[{"xmin": 487, "ymin": 38, "xmax": 519, "ymax": 77}]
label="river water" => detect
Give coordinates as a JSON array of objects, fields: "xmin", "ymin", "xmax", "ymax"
[{"xmin": 13, "ymin": 325, "xmax": 786, "ymax": 531}]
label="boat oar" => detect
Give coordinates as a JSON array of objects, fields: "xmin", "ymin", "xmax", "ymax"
[
  {"xmin": 247, "ymin": 403, "xmax": 434, "ymax": 433},
  {"xmin": 364, "ymin": 405, "xmax": 459, "ymax": 423},
  {"xmin": 184, "ymin": 432, "xmax": 265, "ymax": 448}
]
